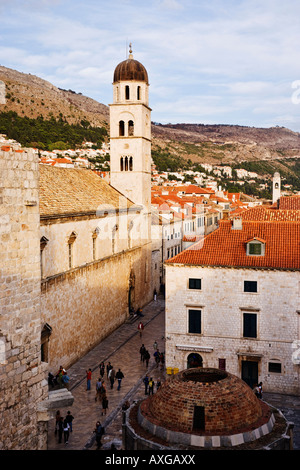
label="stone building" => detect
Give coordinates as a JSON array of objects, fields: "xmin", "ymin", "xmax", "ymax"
[
  {"xmin": 0, "ymin": 144, "xmax": 49, "ymax": 449},
  {"xmin": 164, "ymin": 201, "xmax": 300, "ymax": 395},
  {"xmin": 0, "ymin": 49, "xmax": 153, "ymax": 448},
  {"xmin": 39, "ymin": 164, "xmax": 152, "ymax": 372}
]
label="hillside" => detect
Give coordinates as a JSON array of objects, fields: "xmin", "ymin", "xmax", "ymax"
[
  {"xmin": 0, "ymin": 65, "xmax": 109, "ymax": 128},
  {"xmin": 1, "ymin": 65, "xmax": 300, "ymax": 172}
]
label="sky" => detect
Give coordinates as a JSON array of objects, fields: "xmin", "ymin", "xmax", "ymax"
[{"xmin": 1, "ymin": 0, "xmax": 300, "ymax": 131}]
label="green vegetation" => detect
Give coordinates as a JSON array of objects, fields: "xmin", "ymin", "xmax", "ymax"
[
  {"xmin": 151, "ymin": 146, "xmax": 190, "ymax": 172},
  {"xmin": 0, "ymin": 111, "xmax": 107, "ymax": 150}
]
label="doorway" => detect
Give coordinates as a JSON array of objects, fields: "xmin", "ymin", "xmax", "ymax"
[
  {"xmin": 241, "ymin": 360, "xmax": 258, "ymax": 389},
  {"xmin": 187, "ymin": 353, "xmax": 203, "ymax": 368}
]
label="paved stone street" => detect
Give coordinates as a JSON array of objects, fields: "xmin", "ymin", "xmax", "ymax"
[
  {"xmin": 47, "ymin": 295, "xmax": 166, "ymax": 450},
  {"xmin": 47, "ymin": 295, "xmax": 300, "ymax": 451}
]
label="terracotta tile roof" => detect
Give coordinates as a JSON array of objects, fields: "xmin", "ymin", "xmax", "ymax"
[
  {"xmin": 278, "ymin": 196, "xmax": 300, "ymax": 210},
  {"xmin": 39, "ymin": 165, "xmax": 135, "ymax": 217},
  {"xmin": 166, "ymin": 219, "xmax": 300, "ymax": 270},
  {"xmin": 238, "ymin": 205, "xmax": 300, "ymax": 221}
]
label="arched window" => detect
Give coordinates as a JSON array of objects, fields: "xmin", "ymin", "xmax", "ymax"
[
  {"xmin": 129, "ymin": 156, "xmax": 133, "ymax": 171},
  {"xmin": 137, "ymin": 86, "xmax": 141, "ymax": 100},
  {"xmin": 119, "ymin": 120, "xmax": 125, "ymax": 136},
  {"xmin": 125, "ymin": 85, "xmax": 130, "ymax": 100},
  {"xmin": 120, "ymin": 157, "xmax": 124, "ymax": 171},
  {"xmin": 125, "ymin": 156, "xmax": 128, "ymax": 171},
  {"xmin": 92, "ymin": 228, "xmax": 99, "ymax": 261},
  {"xmin": 128, "ymin": 120, "xmax": 134, "ymax": 136},
  {"xmin": 67, "ymin": 231, "xmax": 77, "ymax": 269},
  {"xmin": 40, "ymin": 236, "xmax": 49, "ymax": 279}
]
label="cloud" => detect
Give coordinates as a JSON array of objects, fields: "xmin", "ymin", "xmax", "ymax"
[{"xmin": 1, "ymin": 0, "xmax": 300, "ymax": 130}]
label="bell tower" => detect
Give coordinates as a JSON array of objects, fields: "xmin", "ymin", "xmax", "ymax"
[{"xmin": 109, "ymin": 44, "xmax": 151, "ymax": 211}]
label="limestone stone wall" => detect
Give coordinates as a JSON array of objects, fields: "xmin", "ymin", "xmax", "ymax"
[
  {"xmin": 41, "ymin": 242, "xmax": 152, "ymax": 373},
  {"xmin": 0, "ymin": 146, "xmax": 48, "ymax": 450},
  {"xmin": 165, "ymin": 264, "xmax": 300, "ymax": 395}
]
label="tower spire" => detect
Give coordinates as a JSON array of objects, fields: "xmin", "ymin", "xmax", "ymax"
[{"xmin": 129, "ymin": 42, "xmax": 133, "ymax": 59}]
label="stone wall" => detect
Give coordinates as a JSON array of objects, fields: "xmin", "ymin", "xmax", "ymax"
[
  {"xmin": 0, "ymin": 146, "xmax": 48, "ymax": 450},
  {"xmin": 165, "ymin": 264, "xmax": 300, "ymax": 395},
  {"xmin": 41, "ymin": 242, "xmax": 152, "ymax": 372}
]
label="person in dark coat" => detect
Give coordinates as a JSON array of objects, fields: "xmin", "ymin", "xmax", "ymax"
[{"xmin": 94, "ymin": 421, "xmax": 104, "ymax": 449}]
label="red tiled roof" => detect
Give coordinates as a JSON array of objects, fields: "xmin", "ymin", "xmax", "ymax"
[
  {"xmin": 166, "ymin": 219, "xmax": 300, "ymax": 270},
  {"xmin": 278, "ymin": 196, "xmax": 300, "ymax": 211},
  {"xmin": 238, "ymin": 205, "xmax": 300, "ymax": 221}
]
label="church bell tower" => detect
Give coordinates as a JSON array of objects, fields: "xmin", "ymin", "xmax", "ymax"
[{"xmin": 109, "ymin": 44, "xmax": 151, "ymax": 211}]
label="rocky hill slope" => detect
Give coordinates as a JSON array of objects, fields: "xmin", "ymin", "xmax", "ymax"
[{"xmin": 1, "ymin": 65, "xmax": 300, "ymax": 167}]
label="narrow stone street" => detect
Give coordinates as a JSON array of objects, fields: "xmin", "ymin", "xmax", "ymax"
[
  {"xmin": 47, "ymin": 295, "xmax": 300, "ymax": 451},
  {"xmin": 47, "ymin": 296, "xmax": 166, "ymax": 450}
]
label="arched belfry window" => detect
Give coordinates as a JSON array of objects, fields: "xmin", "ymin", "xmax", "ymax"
[
  {"xmin": 119, "ymin": 120, "xmax": 125, "ymax": 136},
  {"xmin": 125, "ymin": 85, "xmax": 130, "ymax": 100},
  {"xmin": 137, "ymin": 86, "xmax": 141, "ymax": 100},
  {"xmin": 120, "ymin": 157, "xmax": 124, "ymax": 171},
  {"xmin": 128, "ymin": 120, "xmax": 134, "ymax": 136},
  {"xmin": 125, "ymin": 156, "xmax": 128, "ymax": 171},
  {"xmin": 129, "ymin": 156, "xmax": 133, "ymax": 171}
]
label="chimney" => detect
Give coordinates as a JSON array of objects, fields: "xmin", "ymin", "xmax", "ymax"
[{"xmin": 232, "ymin": 217, "xmax": 242, "ymax": 230}]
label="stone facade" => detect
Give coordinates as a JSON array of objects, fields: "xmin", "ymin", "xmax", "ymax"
[
  {"xmin": 0, "ymin": 145, "xmax": 48, "ymax": 450},
  {"xmin": 165, "ymin": 264, "xmax": 300, "ymax": 395}
]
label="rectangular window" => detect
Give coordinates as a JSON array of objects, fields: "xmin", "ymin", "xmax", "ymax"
[
  {"xmin": 188, "ymin": 278, "xmax": 201, "ymax": 290},
  {"xmin": 268, "ymin": 362, "xmax": 282, "ymax": 373},
  {"xmin": 243, "ymin": 313, "xmax": 257, "ymax": 338},
  {"xmin": 188, "ymin": 309, "xmax": 201, "ymax": 334},
  {"xmin": 244, "ymin": 281, "xmax": 257, "ymax": 293},
  {"xmin": 218, "ymin": 358, "xmax": 226, "ymax": 370},
  {"xmin": 249, "ymin": 243, "xmax": 262, "ymax": 255}
]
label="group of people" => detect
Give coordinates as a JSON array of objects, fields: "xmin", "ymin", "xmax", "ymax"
[
  {"xmin": 48, "ymin": 365, "xmax": 70, "ymax": 389},
  {"xmin": 143, "ymin": 374, "xmax": 161, "ymax": 395},
  {"xmin": 55, "ymin": 410, "xmax": 74, "ymax": 444},
  {"xmin": 85, "ymin": 362, "xmax": 125, "ymax": 418},
  {"xmin": 139, "ymin": 342, "xmax": 165, "ymax": 371}
]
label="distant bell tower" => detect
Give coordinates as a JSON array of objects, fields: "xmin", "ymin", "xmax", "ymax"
[
  {"xmin": 109, "ymin": 44, "xmax": 151, "ymax": 210},
  {"xmin": 272, "ymin": 171, "xmax": 281, "ymax": 205}
]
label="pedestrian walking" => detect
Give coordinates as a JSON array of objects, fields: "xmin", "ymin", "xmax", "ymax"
[
  {"xmin": 65, "ymin": 410, "xmax": 74, "ymax": 433},
  {"xmin": 99, "ymin": 361, "xmax": 105, "ymax": 378},
  {"xmin": 159, "ymin": 351, "xmax": 165, "ymax": 370},
  {"xmin": 55, "ymin": 410, "xmax": 61, "ymax": 435},
  {"xmin": 144, "ymin": 349, "xmax": 150, "ymax": 367},
  {"xmin": 63, "ymin": 417, "xmax": 70, "ymax": 444},
  {"xmin": 86, "ymin": 368, "xmax": 92, "ymax": 390},
  {"xmin": 138, "ymin": 320, "xmax": 144, "ymax": 338},
  {"xmin": 156, "ymin": 379, "xmax": 161, "ymax": 391},
  {"xmin": 153, "ymin": 340, "xmax": 158, "ymax": 351},
  {"xmin": 94, "ymin": 421, "xmax": 105, "ymax": 449},
  {"xmin": 95, "ymin": 377, "xmax": 102, "ymax": 401},
  {"xmin": 143, "ymin": 374, "xmax": 149, "ymax": 395},
  {"xmin": 140, "ymin": 344, "xmax": 146, "ymax": 361},
  {"xmin": 102, "ymin": 393, "xmax": 108, "ymax": 416},
  {"xmin": 57, "ymin": 416, "xmax": 64, "ymax": 443},
  {"xmin": 148, "ymin": 377, "xmax": 155, "ymax": 395},
  {"xmin": 154, "ymin": 349, "xmax": 160, "ymax": 367},
  {"xmin": 154, "ymin": 288, "xmax": 157, "ymax": 301},
  {"xmin": 116, "ymin": 368, "xmax": 124, "ymax": 390},
  {"xmin": 106, "ymin": 362, "xmax": 112, "ymax": 379},
  {"xmin": 108, "ymin": 365, "xmax": 115, "ymax": 389}
]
